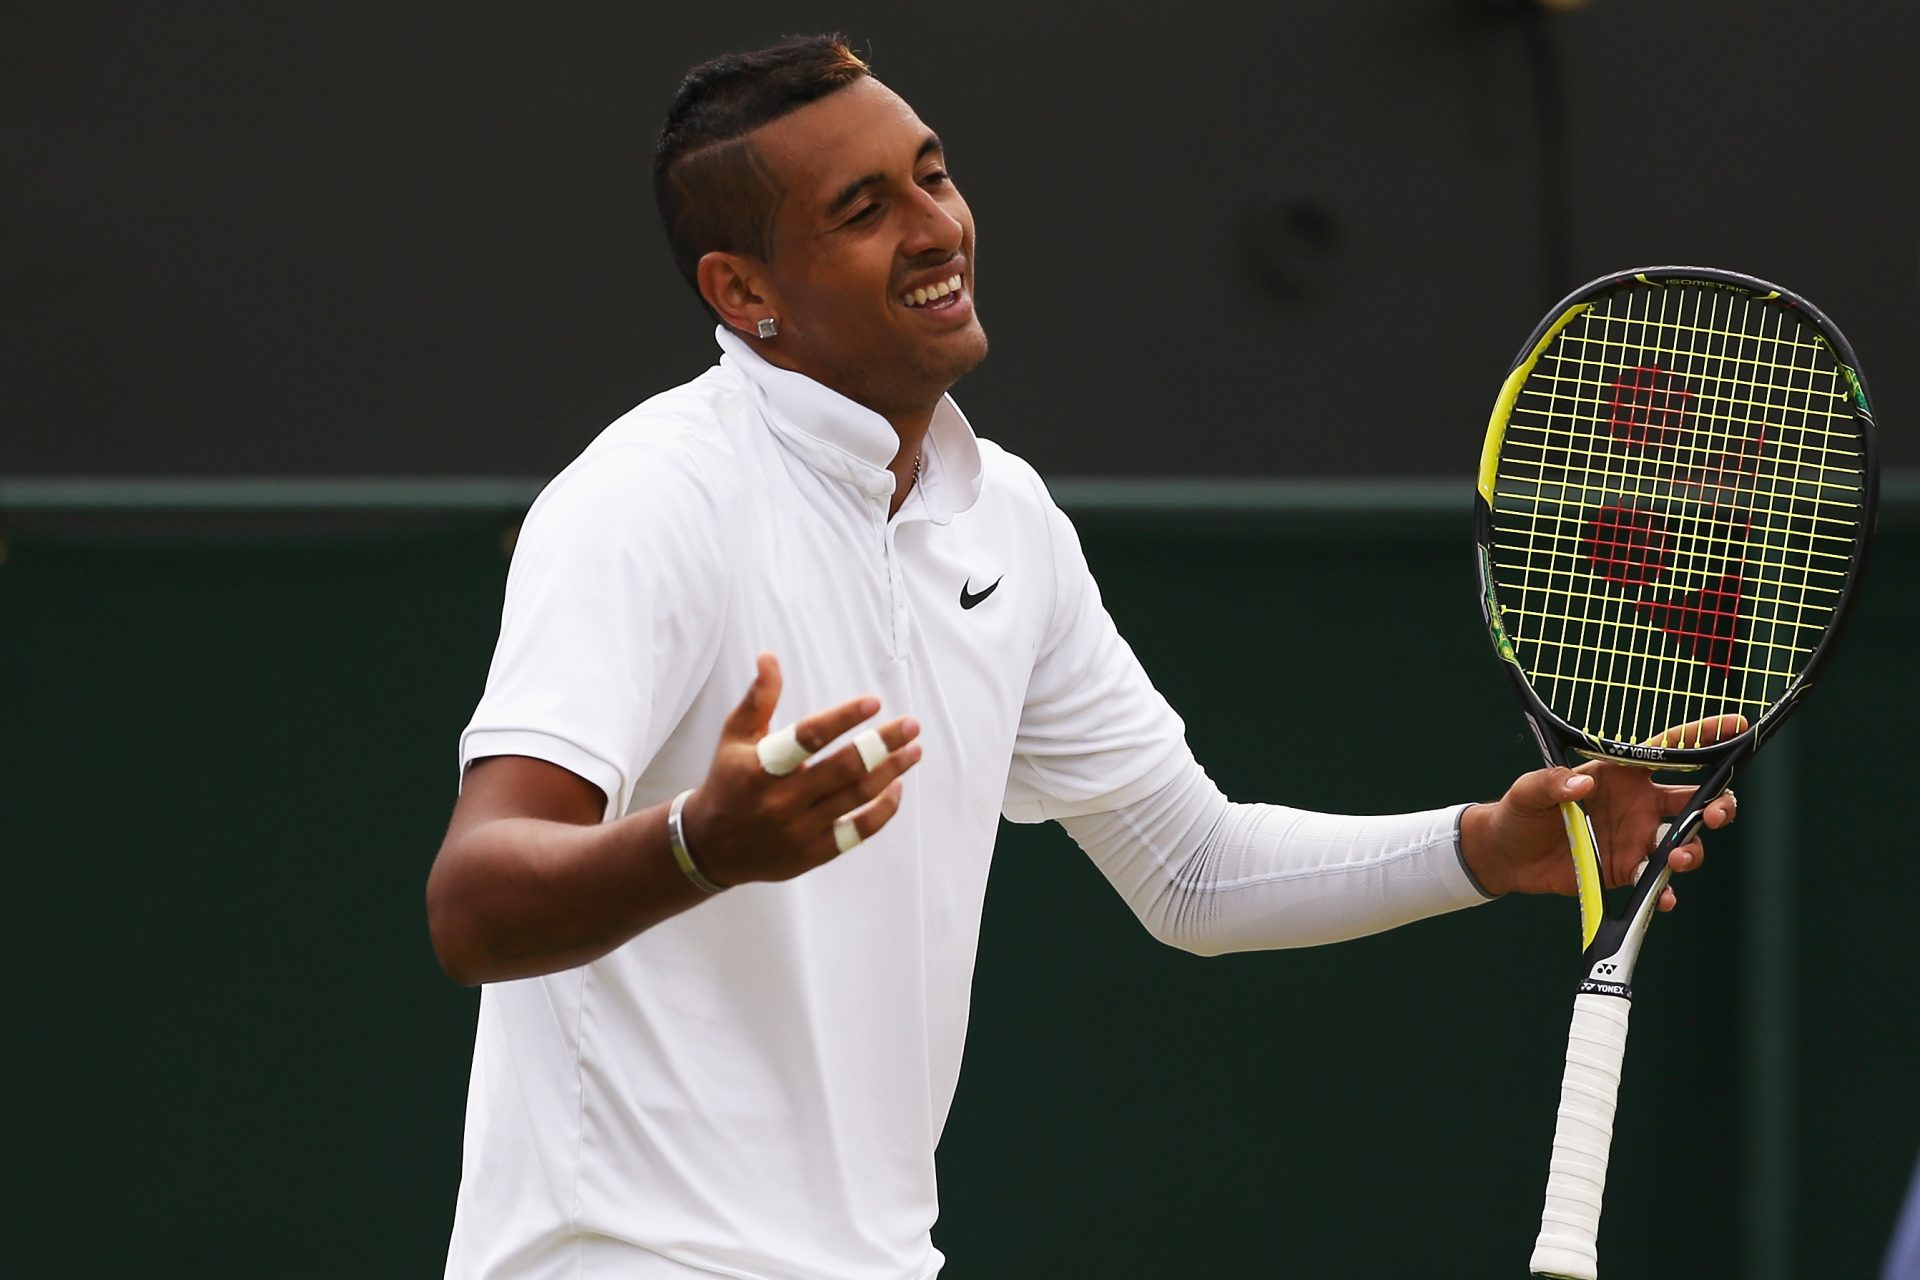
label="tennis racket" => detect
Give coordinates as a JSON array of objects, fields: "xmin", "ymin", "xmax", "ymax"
[{"xmin": 1473, "ymin": 266, "xmax": 1877, "ymax": 1280}]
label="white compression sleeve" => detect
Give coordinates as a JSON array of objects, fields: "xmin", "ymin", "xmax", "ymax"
[{"xmin": 1057, "ymin": 757, "xmax": 1494, "ymax": 956}]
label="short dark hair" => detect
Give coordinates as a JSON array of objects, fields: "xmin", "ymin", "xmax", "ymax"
[{"xmin": 652, "ymin": 35, "xmax": 872, "ymax": 305}]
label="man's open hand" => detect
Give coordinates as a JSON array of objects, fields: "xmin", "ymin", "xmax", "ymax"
[{"xmin": 680, "ymin": 653, "xmax": 922, "ymax": 887}]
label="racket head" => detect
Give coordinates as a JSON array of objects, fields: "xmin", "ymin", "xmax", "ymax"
[{"xmin": 1475, "ymin": 266, "xmax": 1877, "ymax": 772}]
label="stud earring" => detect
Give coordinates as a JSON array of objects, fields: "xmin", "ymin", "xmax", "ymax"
[{"xmin": 756, "ymin": 318, "xmax": 778, "ymax": 339}]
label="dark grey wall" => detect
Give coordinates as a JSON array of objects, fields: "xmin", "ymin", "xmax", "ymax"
[{"xmin": 7, "ymin": 1, "xmax": 1914, "ymax": 479}]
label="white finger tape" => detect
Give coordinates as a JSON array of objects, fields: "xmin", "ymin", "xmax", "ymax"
[
  {"xmin": 853, "ymin": 729, "xmax": 887, "ymax": 772},
  {"xmin": 757, "ymin": 724, "xmax": 811, "ymax": 776},
  {"xmin": 833, "ymin": 814, "xmax": 862, "ymax": 854}
]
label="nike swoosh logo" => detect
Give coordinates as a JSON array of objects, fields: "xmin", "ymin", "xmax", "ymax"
[{"xmin": 959, "ymin": 576, "xmax": 1002, "ymax": 610}]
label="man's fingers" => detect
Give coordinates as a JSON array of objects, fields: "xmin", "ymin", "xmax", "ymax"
[
  {"xmin": 1512, "ymin": 764, "xmax": 1594, "ymax": 813},
  {"xmin": 824, "ymin": 781, "xmax": 906, "ymax": 858},
  {"xmin": 1705, "ymin": 788, "xmax": 1738, "ymax": 829},
  {"xmin": 793, "ymin": 717, "xmax": 921, "ymax": 803},
  {"xmin": 754, "ymin": 695, "xmax": 885, "ymax": 776},
  {"xmin": 789, "ymin": 697, "xmax": 885, "ymax": 758},
  {"xmin": 1605, "ymin": 830, "xmax": 1705, "ymax": 890},
  {"xmin": 1651, "ymin": 782, "xmax": 1738, "ymax": 819},
  {"xmin": 1643, "ymin": 714, "xmax": 1749, "ymax": 749},
  {"xmin": 722, "ymin": 652, "xmax": 784, "ymax": 742},
  {"xmin": 1561, "ymin": 770, "xmax": 1596, "ymax": 801},
  {"xmin": 810, "ymin": 737, "xmax": 923, "ymax": 818}
]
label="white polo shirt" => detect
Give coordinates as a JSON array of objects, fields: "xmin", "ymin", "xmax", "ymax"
[{"xmin": 447, "ymin": 328, "xmax": 1190, "ymax": 1279}]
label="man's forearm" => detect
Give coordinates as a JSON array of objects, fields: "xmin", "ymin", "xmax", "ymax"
[
  {"xmin": 426, "ymin": 802, "xmax": 710, "ymax": 985},
  {"xmin": 1058, "ymin": 760, "xmax": 1490, "ymax": 957}
]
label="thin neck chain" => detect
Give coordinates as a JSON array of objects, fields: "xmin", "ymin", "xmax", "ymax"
[{"xmin": 912, "ymin": 450, "xmax": 924, "ymax": 487}]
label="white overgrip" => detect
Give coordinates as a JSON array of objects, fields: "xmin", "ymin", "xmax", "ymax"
[{"xmin": 1529, "ymin": 993, "xmax": 1632, "ymax": 1280}]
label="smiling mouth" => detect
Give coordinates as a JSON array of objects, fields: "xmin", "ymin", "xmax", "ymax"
[{"xmin": 902, "ymin": 274, "xmax": 965, "ymax": 309}]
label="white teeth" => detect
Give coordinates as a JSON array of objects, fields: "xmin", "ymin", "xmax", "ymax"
[{"xmin": 905, "ymin": 275, "xmax": 965, "ymax": 307}]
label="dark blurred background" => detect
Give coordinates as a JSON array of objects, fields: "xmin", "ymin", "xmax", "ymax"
[
  {"xmin": 6, "ymin": 2, "xmax": 1915, "ymax": 1277},
  {"xmin": 5, "ymin": 0, "xmax": 1914, "ymax": 478}
]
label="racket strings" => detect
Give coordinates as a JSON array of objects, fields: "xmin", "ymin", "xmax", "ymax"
[{"xmin": 1488, "ymin": 284, "xmax": 1867, "ymax": 746}]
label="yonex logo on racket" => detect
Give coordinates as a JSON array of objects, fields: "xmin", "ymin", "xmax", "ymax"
[
  {"xmin": 1579, "ymin": 502, "xmax": 1746, "ymax": 677},
  {"xmin": 1583, "ymin": 505, "xmax": 1669, "ymax": 590},
  {"xmin": 1607, "ymin": 365, "xmax": 1692, "ymax": 448}
]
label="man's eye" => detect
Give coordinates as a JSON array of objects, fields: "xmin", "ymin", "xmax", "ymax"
[
  {"xmin": 848, "ymin": 204, "xmax": 881, "ymax": 224},
  {"xmin": 923, "ymin": 169, "xmax": 950, "ymax": 186}
]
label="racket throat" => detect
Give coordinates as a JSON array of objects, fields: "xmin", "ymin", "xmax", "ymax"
[
  {"xmin": 1577, "ymin": 849, "xmax": 1681, "ymax": 995},
  {"xmin": 1567, "ymin": 749, "xmax": 1743, "ymax": 998},
  {"xmin": 1577, "ymin": 853, "xmax": 1677, "ymax": 995},
  {"xmin": 1577, "ymin": 914, "xmax": 1648, "ymax": 999}
]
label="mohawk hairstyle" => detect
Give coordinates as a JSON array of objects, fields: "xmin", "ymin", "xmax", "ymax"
[{"xmin": 652, "ymin": 35, "xmax": 871, "ymax": 308}]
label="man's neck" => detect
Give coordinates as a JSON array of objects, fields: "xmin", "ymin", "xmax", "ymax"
[
  {"xmin": 884, "ymin": 406, "xmax": 933, "ymax": 519},
  {"xmin": 740, "ymin": 338, "xmax": 939, "ymax": 517}
]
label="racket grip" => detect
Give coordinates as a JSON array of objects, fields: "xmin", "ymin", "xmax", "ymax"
[{"xmin": 1529, "ymin": 992, "xmax": 1631, "ymax": 1280}]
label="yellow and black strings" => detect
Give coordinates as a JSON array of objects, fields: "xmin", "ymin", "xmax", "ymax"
[
  {"xmin": 1490, "ymin": 286, "xmax": 1864, "ymax": 748},
  {"xmin": 1664, "ymin": 284, "xmax": 1726, "ymax": 737},
  {"xmin": 1752, "ymin": 305, "xmax": 1862, "ymax": 704}
]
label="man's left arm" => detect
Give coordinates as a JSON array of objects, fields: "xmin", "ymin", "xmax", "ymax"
[
  {"xmin": 1002, "ymin": 475, "xmax": 1733, "ymax": 952},
  {"xmin": 1058, "ymin": 756, "xmax": 1736, "ymax": 956}
]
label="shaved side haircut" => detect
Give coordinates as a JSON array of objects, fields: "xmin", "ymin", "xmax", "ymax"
[{"xmin": 653, "ymin": 35, "xmax": 871, "ymax": 307}]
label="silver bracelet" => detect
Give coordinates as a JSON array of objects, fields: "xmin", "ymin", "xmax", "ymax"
[{"xmin": 666, "ymin": 788, "xmax": 727, "ymax": 895}]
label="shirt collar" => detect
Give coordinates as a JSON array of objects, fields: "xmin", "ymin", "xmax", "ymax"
[{"xmin": 715, "ymin": 325, "xmax": 983, "ymax": 524}]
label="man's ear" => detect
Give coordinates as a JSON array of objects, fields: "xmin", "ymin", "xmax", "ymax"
[{"xmin": 698, "ymin": 251, "xmax": 780, "ymax": 341}]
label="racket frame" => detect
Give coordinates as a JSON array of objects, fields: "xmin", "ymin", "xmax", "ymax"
[
  {"xmin": 1476, "ymin": 264, "xmax": 1876, "ymax": 979},
  {"xmin": 1471, "ymin": 265, "xmax": 1877, "ymax": 1279}
]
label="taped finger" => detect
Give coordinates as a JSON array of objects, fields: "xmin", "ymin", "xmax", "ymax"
[
  {"xmin": 758, "ymin": 724, "xmax": 812, "ymax": 776},
  {"xmin": 833, "ymin": 813, "xmax": 861, "ymax": 854},
  {"xmin": 853, "ymin": 729, "xmax": 887, "ymax": 772}
]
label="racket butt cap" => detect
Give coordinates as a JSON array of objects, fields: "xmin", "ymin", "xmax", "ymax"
[{"xmin": 1529, "ymin": 1243, "xmax": 1598, "ymax": 1280}]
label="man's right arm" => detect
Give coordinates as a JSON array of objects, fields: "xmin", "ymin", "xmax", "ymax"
[
  {"xmin": 426, "ymin": 653, "xmax": 922, "ymax": 986},
  {"xmin": 426, "ymin": 755, "xmax": 704, "ymax": 985}
]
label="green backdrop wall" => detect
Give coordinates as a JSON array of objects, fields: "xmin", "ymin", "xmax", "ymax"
[{"xmin": 5, "ymin": 481, "xmax": 1914, "ymax": 1277}]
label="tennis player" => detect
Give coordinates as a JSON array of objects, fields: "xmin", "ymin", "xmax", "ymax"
[{"xmin": 426, "ymin": 35, "xmax": 1737, "ymax": 1280}]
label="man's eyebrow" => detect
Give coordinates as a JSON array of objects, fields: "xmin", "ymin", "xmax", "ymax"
[{"xmin": 823, "ymin": 133, "xmax": 945, "ymax": 217}]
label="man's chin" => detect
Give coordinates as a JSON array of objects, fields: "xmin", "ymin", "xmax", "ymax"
[
  {"xmin": 924, "ymin": 319, "xmax": 988, "ymax": 380},
  {"xmin": 798, "ymin": 323, "xmax": 988, "ymax": 413},
  {"xmin": 921, "ymin": 330, "xmax": 988, "ymax": 394}
]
